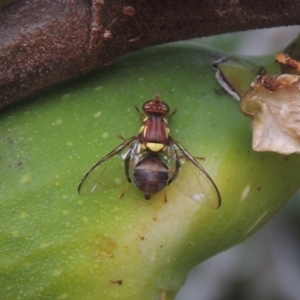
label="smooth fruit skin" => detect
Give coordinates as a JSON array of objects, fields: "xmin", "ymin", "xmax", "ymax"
[{"xmin": 1, "ymin": 42, "xmax": 300, "ymax": 300}]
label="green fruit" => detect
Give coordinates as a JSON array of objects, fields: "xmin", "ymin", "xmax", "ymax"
[{"xmin": 1, "ymin": 42, "xmax": 299, "ymax": 299}]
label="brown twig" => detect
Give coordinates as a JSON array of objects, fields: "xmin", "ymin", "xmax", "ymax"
[{"xmin": 1, "ymin": 0, "xmax": 300, "ymax": 109}]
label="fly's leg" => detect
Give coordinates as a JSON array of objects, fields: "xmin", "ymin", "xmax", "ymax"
[
  {"xmin": 124, "ymin": 152, "xmax": 132, "ymax": 183},
  {"xmin": 164, "ymin": 190, "xmax": 168, "ymax": 203},
  {"xmin": 119, "ymin": 154, "xmax": 132, "ymax": 199},
  {"xmin": 169, "ymin": 109, "xmax": 177, "ymax": 118},
  {"xmin": 118, "ymin": 134, "xmax": 127, "ymax": 141},
  {"xmin": 119, "ymin": 182, "xmax": 131, "ymax": 199},
  {"xmin": 167, "ymin": 152, "xmax": 181, "ymax": 185},
  {"xmin": 195, "ymin": 156, "xmax": 205, "ymax": 161},
  {"xmin": 134, "ymin": 105, "xmax": 145, "ymax": 123}
]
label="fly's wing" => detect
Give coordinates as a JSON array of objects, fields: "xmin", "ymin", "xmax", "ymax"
[
  {"xmin": 170, "ymin": 139, "xmax": 221, "ymax": 209},
  {"xmin": 78, "ymin": 136, "xmax": 138, "ymax": 195}
]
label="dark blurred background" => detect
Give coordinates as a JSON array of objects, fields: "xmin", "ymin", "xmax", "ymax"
[{"xmin": 176, "ymin": 26, "xmax": 300, "ymax": 300}]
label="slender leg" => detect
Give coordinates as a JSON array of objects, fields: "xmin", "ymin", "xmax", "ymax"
[
  {"xmin": 119, "ymin": 182, "xmax": 131, "ymax": 199},
  {"xmin": 167, "ymin": 150, "xmax": 181, "ymax": 185},
  {"xmin": 135, "ymin": 105, "xmax": 145, "ymax": 123},
  {"xmin": 169, "ymin": 109, "xmax": 177, "ymax": 118},
  {"xmin": 124, "ymin": 154, "xmax": 132, "ymax": 183}
]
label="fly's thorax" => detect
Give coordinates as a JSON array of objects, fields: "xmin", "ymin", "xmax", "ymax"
[
  {"xmin": 139, "ymin": 115, "xmax": 170, "ymax": 151},
  {"xmin": 140, "ymin": 117, "xmax": 170, "ymax": 152},
  {"xmin": 139, "ymin": 124, "xmax": 146, "ymax": 135}
]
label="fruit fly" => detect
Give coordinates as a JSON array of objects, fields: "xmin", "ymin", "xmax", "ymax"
[{"xmin": 78, "ymin": 96, "xmax": 221, "ymax": 209}]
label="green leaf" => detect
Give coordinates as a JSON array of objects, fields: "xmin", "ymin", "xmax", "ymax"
[{"xmin": 1, "ymin": 42, "xmax": 300, "ymax": 300}]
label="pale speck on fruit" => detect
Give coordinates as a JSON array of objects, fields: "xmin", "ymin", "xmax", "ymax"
[
  {"xmin": 241, "ymin": 184, "xmax": 251, "ymax": 201},
  {"xmin": 94, "ymin": 111, "xmax": 102, "ymax": 118},
  {"xmin": 102, "ymin": 132, "xmax": 109, "ymax": 139},
  {"xmin": 20, "ymin": 174, "xmax": 30, "ymax": 184}
]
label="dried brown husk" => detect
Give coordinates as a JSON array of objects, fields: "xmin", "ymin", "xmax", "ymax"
[{"xmin": 240, "ymin": 74, "xmax": 300, "ymax": 154}]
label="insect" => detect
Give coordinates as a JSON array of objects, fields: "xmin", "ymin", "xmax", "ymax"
[{"xmin": 78, "ymin": 96, "xmax": 221, "ymax": 209}]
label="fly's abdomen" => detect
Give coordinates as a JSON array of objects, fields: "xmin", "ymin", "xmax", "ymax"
[{"xmin": 133, "ymin": 154, "xmax": 169, "ymax": 199}]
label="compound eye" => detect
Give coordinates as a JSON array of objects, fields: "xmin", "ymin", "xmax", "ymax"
[
  {"xmin": 142, "ymin": 98, "xmax": 169, "ymax": 115},
  {"xmin": 142, "ymin": 101, "xmax": 152, "ymax": 113},
  {"xmin": 160, "ymin": 102, "xmax": 169, "ymax": 114}
]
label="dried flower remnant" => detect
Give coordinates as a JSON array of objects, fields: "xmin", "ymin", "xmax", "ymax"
[
  {"xmin": 275, "ymin": 53, "xmax": 300, "ymax": 75},
  {"xmin": 240, "ymin": 74, "xmax": 300, "ymax": 154}
]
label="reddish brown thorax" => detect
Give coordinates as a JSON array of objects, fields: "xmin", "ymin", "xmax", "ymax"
[{"xmin": 138, "ymin": 97, "xmax": 170, "ymax": 152}]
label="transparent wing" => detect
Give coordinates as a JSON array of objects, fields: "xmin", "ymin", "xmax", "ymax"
[
  {"xmin": 170, "ymin": 139, "xmax": 221, "ymax": 209},
  {"xmin": 78, "ymin": 136, "xmax": 138, "ymax": 195}
]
